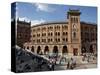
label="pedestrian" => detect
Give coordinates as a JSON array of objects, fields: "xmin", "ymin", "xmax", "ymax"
[
  {"xmin": 70, "ymin": 58, "xmax": 74, "ymax": 69},
  {"xmin": 73, "ymin": 58, "xmax": 76, "ymax": 68},
  {"xmin": 52, "ymin": 62, "xmax": 55, "ymax": 70},
  {"xmin": 48, "ymin": 59, "xmax": 53, "ymax": 71},
  {"xmin": 48, "ymin": 62, "xmax": 52, "ymax": 70},
  {"xmin": 87, "ymin": 55, "xmax": 90, "ymax": 62},
  {"xmin": 66, "ymin": 60, "xmax": 70, "ymax": 69}
]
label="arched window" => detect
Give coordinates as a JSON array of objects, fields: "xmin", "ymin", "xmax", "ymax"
[{"xmin": 72, "ymin": 32, "xmax": 76, "ymax": 38}]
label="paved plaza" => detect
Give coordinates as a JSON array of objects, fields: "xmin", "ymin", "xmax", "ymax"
[
  {"xmin": 54, "ymin": 61, "xmax": 97, "ymax": 70},
  {"xmin": 15, "ymin": 46, "xmax": 97, "ymax": 72}
]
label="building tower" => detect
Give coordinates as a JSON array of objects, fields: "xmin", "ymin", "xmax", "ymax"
[
  {"xmin": 17, "ymin": 19, "xmax": 31, "ymax": 48},
  {"xmin": 67, "ymin": 9, "xmax": 81, "ymax": 56}
]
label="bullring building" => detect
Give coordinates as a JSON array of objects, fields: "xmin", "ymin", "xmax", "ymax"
[{"xmin": 20, "ymin": 9, "xmax": 97, "ymax": 56}]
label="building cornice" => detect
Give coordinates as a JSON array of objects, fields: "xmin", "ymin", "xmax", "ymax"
[{"xmin": 31, "ymin": 21, "xmax": 97, "ymax": 28}]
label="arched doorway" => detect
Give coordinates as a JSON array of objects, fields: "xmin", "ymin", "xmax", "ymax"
[
  {"xmin": 62, "ymin": 46, "xmax": 68, "ymax": 55},
  {"xmin": 37, "ymin": 46, "xmax": 42, "ymax": 55},
  {"xmin": 27, "ymin": 46, "xmax": 29, "ymax": 49},
  {"xmin": 89, "ymin": 45, "xmax": 93, "ymax": 53},
  {"xmin": 44, "ymin": 46, "xmax": 49, "ymax": 55},
  {"xmin": 73, "ymin": 48, "xmax": 78, "ymax": 56},
  {"xmin": 81, "ymin": 47, "xmax": 86, "ymax": 54},
  {"xmin": 31, "ymin": 46, "xmax": 34, "ymax": 52},
  {"xmin": 53, "ymin": 46, "xmax": 58, "ymax": 56}
]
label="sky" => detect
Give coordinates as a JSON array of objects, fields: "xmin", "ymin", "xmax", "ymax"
[{"xmin": 12, "ymin": 2, "xmax": 97, "ymax": 25}]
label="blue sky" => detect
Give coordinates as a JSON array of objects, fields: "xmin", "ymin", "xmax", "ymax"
[{"xmin": 15, "ymin": 2, "xmax": 97, "ymax": 25}]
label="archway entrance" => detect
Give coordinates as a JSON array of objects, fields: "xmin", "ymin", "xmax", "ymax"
[
  {"xmin": 89, "ymin": 45, "xmax": 93, "ymax": 53},
  {"xmin": 81, "ymin": 47, "xmax": 86, "ymax": 54},
  {"xmin": 73, "ymin": 48, "xmax": 78, "ymax": 56},
  {"xmin": 37, "ymin": 46, "xmax": 42, "ymax": 55},
  {"xmin": 27, "ymin": 46, "xmax": 29, "ymax": 49},
  {"xmin": 44, "ymin": 46, "xmax": 49, "ymax": 55},
  {"xmin": 53, "ymin": 46, "xmax": 58, "ymax": 56},
  {"xmin": 31, "ymin": 46, "xmax": 34, "ymax": 52},
  {"xmin": 62, "ymin": 46, "xmax": 68, "ymax": 55}
]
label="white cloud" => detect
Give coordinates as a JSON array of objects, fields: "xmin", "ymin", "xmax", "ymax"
[
  {"xmin": 18, "ymin": 17, "xmax": 46, "ymax": 26},
  {"xmin": 18, "ymin": 17, "xmax": 31, "ymax": 22},
  {"xmin": 34, "ymin": 3, "xmax": 55, "ymax": 12},
  {"xmin": 31, "ymin": 19, "xmax": 46, "ymax": 26}
]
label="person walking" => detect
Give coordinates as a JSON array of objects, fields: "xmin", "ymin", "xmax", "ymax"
[
  {"xmin": 48, "ymin": 60, "xmax": 53, "ymax": 71},
  {"xmin": 66, "ymin": 60, "xmax": 70, "ymax": 69},
  {"xmin": 70, "ymin": 58, "xmax": 74, "ymax": 69},
  {"xmin": 52, "ymin": 62, "xmax": 55, "ymax": 70}
]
